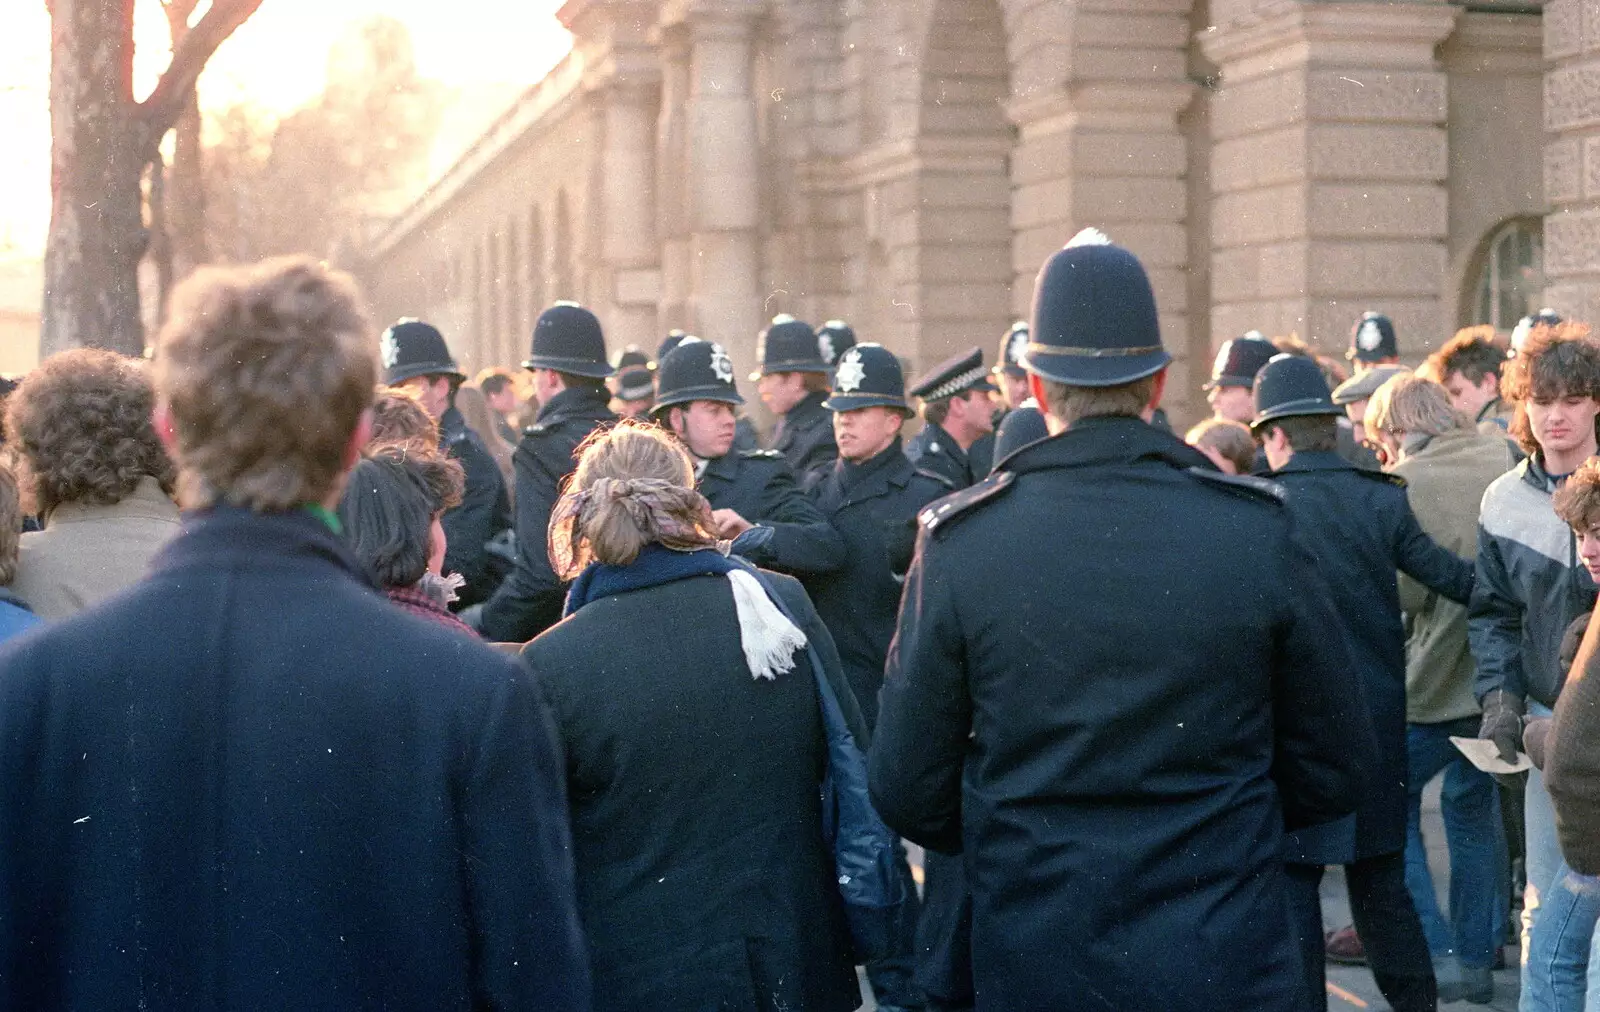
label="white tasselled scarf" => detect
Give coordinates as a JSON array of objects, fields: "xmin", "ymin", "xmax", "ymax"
[{"xmin": 726, "ymin": 569, "xmax": 808, "ymax": 681}]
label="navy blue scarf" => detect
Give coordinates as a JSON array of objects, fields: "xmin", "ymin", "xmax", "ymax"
[{"xmin": 564, "ymin": 544, "xmax": 737, "ymax": 617}]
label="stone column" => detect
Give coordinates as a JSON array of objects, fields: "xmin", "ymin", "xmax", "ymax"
[
  {"xmin": 1006, "ymin": 0, "xmax": 1196, "ymax": 412},
  {"xmin": 656, "ymin": 24, "xmax": 693, "ymax": 333},
  {"xmin": 1202, "ymin": 1, "xmax": 1459, "ymax": 357},
  {"xmin": 1543, "ymin": 0, "xmax": 1600, "ymax": 324},
  {"xmin": 684, "ymin": 4, "xmax": 763, "ymax": 367},
  {"xmin": 599, "ymin": 80, "xmax": 661, "ymax": 353}
]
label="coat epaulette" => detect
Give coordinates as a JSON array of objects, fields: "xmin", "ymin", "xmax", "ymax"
[
  {"xmin": 915, "ymin": 467, "xmax": 959, "ymax": 491},
  {"xmin": 918, "ymin": 471, "xmax": 1016, "ymax": 534},
  {"xmin": 524, "ymin": 423, "xmax": 547, "ymax": 437},
  {"xmin": 1187, "ymin": 467, "xmax": 1287, "ymax": 503},
  {"xmin": 1355, "ymin": 469, "xmax": 1407, "ymax": 489},
  {"xmin": 739, "ymin": 449, "xmax": 784, "ymax": 460}
]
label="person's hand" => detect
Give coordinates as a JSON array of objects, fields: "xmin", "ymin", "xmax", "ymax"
[
  {"xmin": 711, "ymin": 508, "xmax": 754, "ymax": 538},
  {"xmin": 1523, "ymin": 716, "xmax": 1553, "ymax": 772},
  {"xmin": 1479, "ymin": 689, "xmax": 1525, "ymax": 764}
]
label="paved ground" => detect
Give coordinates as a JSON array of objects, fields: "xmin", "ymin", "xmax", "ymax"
[{"xmin": 861, "ymin": 776, "xmax": 1518, "ymax": 1011}]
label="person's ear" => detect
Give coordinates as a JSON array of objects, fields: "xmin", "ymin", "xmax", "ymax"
[
  {"xmin": 1027, "ymin": 373, "xmax": 1047, "ymax": 407},
  {"xmin": 152, "ymin": 400, "xmax": 178, "ymax": 454},
  {"xmin": 1147, "ymin": 367, "xmax": 1168, "ymax": 413}
]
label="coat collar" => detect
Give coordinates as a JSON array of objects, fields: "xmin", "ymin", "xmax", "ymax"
[
  {"xmin": 838, "ymin": 439, "xmax": 912, "ymax": 503},
  {"xmin": 998, "ymin": 415, "xmax": 1212, "ymax": 476},
  {"xmin": 536, "ymin": 384, "xmax": 614, "ymax": 427},
  {"xmin": 151, "ymin": 506, "xmax": 375, "ymax": 589},
  {"xmin": 1274, "ymin": 449, "xmax": 1353, "ymax": 475},
  {"xmin": 784, "ymin": 390, "xmax": 829, "ymax": 428},
  {"xmin": 42, "ymin": 475, "xmax": 178, "ymax": 529},
  {"xmin": 701, "ymin": 447, "xmax": 742, "ymax": 484},
  {"xmin": 919, "ymin": 422, "xmax": 969, "ymax": 467}
]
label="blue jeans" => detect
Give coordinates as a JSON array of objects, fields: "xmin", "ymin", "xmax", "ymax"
[
  {"xmin": 1526, "ymin": 862, "xmax": 1600, "ymax": 1012},
  {"xmin": 1403, "ymin": 718, "xmax": 1508, "ymax": 969}
]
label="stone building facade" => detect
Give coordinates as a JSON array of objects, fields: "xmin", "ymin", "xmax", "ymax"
[{"xmin": 358, "ymin": 0, "xmax": 1571, "ymax": 426}]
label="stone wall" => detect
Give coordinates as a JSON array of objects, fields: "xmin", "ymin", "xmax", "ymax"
[{"xmin": 1543, "ymin": 0, "xmax": 1600, "ymax": 325}]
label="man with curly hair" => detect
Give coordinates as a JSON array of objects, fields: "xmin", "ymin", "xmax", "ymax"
[
  {"xmin": 4, "ymin": 348, "xmax": 178, "ymax": 620},
  {"xmin": 0, "ymin": 256, "xmax": 590, "ymax": 1010},
  {"xmin": 1422, "ymin": 326, "xmax": 1515, "ymax": 437},
  {"xmin": 1470, "ymin": 320, "xmax": 1600, "ymax": 1006}
]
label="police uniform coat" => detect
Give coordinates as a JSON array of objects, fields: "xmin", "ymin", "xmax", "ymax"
[
  {"xmin": 699, "ymin": 449, "xmax": 846, "ymax": 577},
  {"xmin": 479, "ymin": 385, "xmax": 617, "ymax": 642},
  {"xmin": 1267, "ymin": 450, "xmax": 1475, "ymax": 864},
  {"xmin": 868, "ymin": 417, "xmax": 1375, "ymax": 1012},
  {"xmin": 772, "ymin": 390, "xmax": 838, "ymax": 484},
  {"xmin": 438, "ymin": 404, "xmax": 512, "ymax": 606},
  {"xmin": 521, "ymin": 569, "xmax": 865, "ymax": 1012},
  {"xmin": 802, "ymin": 439, "xmax": 949, "ymax": 728},
  {"xmin": 904, "ymin": 422, "xmax": 977, "ymax": 491},
  {"xmin": 0, "ymin": 507, "xmax": 590, "ymax": 1010}
]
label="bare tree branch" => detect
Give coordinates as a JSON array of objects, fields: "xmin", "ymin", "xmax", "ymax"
[{"xmin": 136, "ymin": 0, "xmax": 263, "ymax": 134}]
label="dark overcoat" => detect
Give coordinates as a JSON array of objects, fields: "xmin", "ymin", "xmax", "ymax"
[
  {"xmin": 0, "ymin": 508, "xmax": 590, "ymax": 1010},
  {"xmin": 803, "ymin": 439, "xmax": 949, "ymax": 728},
  {"xmin": 699, "ymin": 449, "xmax": 846, "ymax": 577},
  {"xmin": 479, "ymin": 385, "xmax": 616, "ymax": 641},
  {"xmin": 439, "ymin": 404, "xmax": 512, "ymax": 606},
  {"xmin": 772, "ymin": 390, "xmax": 838, "ymax": 485},
  {"xmin": 1268, "ymin": 449, "xmax": 1475, "ymax": 863},
  {"xmin": 521, "ymin": 569, "xmax": 865, "ymax": 1012},
  {"xmin": 904, "ymin": 422, "xmax": 978, "ymax": 491},
  {"xmin": 868, "ymin": 416, "xmax": 1376, "ymax": 1012}
]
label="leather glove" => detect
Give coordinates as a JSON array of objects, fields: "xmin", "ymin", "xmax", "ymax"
[
  {"xmin": 1479, "ymin": 689, "xmax": 1525, "ymax": 765},
  {"xmin": 1523, "ymin": 716, "xmax": 1553, "ymax": 772}
]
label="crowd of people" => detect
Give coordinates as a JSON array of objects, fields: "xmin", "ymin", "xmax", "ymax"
[{"xmin": 3, "ymin": 227, "xmax": 1600, "ymax": 1011}]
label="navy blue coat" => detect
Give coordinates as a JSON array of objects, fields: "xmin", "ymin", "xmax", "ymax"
[
  {"xmin": 479, "ymin": 385, "xmax": 617, "ymax": 642},
  {"xmin": 439, "ymin": 404, "xmax": 512, "ymax": 606},
  {"xmin": 699, "ymin": 449, "xmax": 845, "ymax": 578},
  {"xmin": 772, "ymin": 391, "xmax": 838, "ymax": 486},
  {"xmin": 803, "ymin": 439, "xmax": 949, "ymax": 728},
  {"xmin": 904, "ymin": 423, "xmax": 980, "ymax": 492},
  {"xmin": 0, "ymin": 508, "xmax": 590, "ymax": 1010},
  {"xmin": 1268, "ymin": 450, "xmax": 1475, "ymax": 864},
  {"xmin": 868, "ymin": 417, "xmax": 1375, "ymax": 1011}
]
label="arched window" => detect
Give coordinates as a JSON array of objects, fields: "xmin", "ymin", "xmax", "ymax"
[{"xmin": 1466, "ymin": 217, "xmax": 1544, "ymax": 331}]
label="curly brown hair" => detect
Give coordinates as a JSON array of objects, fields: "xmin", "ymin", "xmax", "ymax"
[
  {"xmin": 4, "ymin": 348, "xmax": 175, "ymax": 521},
  {"xmin": 1555, "ymin": 458, "xmax": 1600, "ymax": 533},
  {"xmin": 369, "ymin": 387, "xmax": 439, "ymax": 449},
  {"xmin": 155, "ymin": 256, "xmax": 374, "ymax": 511},
  {"xmin": 1501, "ymin": 322, "xmax": 1600, "ymax": 456}
]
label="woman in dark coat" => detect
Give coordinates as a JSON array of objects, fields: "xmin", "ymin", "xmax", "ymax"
[{"xmin": 520, "ymin": 420, "xmax": 864, "ymax": 1012}]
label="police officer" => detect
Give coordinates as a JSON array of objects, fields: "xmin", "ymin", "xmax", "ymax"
[
  {"xmin": 1349, "ymin": 311, "xmax": 1402, "ymax": 375},
  {"xmin": 381, "ymin": 319, "xmax": 511, "ymax": 607},
  {"xmin": 906, "ymin": 348, "xmax": 998, "ymax": 489},
  {"xmin": 1331, "ymin": 364, "xmax": 1406, "ymax": 470},
  {"xmin": 867, "ymin": 229, "xmax": 1374, "ymax": 1011},
  {"xmin": 1205, "ymin": 332, "xmax": 1277, "ymax": 425},
  {"xmin": 475, "ymin": 302, "xmax": 618, "ymax": 642},
  {"xmin": 654, "ymin": 338, "xmax": 844, "ymax": 577},
  {"xmin": 753, "ymin": 315, "xmax": 838, "ymax": 483},
  {"xmin": 804, "ymin": 341, "xmax": 945, "ymax": 1012},
  {"xmin": 992, "ymin": 321, "xmax": 1031, "ymax": 419},
  {"xmin": 613, "ymin": 365, "xmax": 655, "ymax": 420},
  {"xmin": 1251, "ymin": 353, "xmax": 1475, "ymax": 1012}
]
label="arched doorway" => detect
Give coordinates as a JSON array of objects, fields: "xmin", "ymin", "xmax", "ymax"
[{"xmin": 1462, "ymin": 216, "xmax": 1544, "ymax": 331}]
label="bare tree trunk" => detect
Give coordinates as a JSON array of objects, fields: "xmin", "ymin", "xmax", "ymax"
[
  {"xmin": 42, "ymin": 0, "xmax": 151, "ymax": 358},
  {"xmin": 169, "ymin": 90, "xmax": 208, "ymax": 277},
  {"xmin": 148, "ymin": 152, "xmax": 174, "ymax": 325},
  {"xmin": 42, "ymin": 0, "xmax": 263, "ymax": 359}
]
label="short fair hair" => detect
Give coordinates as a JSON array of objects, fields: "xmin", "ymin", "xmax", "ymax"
[
  {"xmin": 4, "ymin": 348, "xmax": 175, "ymax": 520},
  {"xmin": 1185, "ymin": 418, "xmax": 1256, "ymax": 474},
  {"xmin": 155, "ymin": 257, "xmax": 375, "ymax": 510},
  {"xmin": 1366, "ymin": 374, "xmax": 1468, "ymax": 438},
  {"xmin": 1038, "ymin": 374, "xmax": 1159, "ymax": 427}
]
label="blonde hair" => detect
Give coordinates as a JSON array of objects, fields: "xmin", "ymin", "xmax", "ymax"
[
  {"xmin": 1037, "ymin": 375, "xmax": 1158, "ymax": 427},
  {"xmin": 1366, "ymin": 374, "xmax": 1468, "ymax": 438},
  {"xmin": 548, "ymin": 420, "xmax": 721, "ymax": 579},
  {"xmin": 154, "ymin": 256, "xmax": 375, "ymax": 510}
]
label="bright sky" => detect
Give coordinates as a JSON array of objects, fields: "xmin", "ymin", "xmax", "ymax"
[{"xmin": 0, "ymin": 0, "xmax": 572, "ymax": 260}]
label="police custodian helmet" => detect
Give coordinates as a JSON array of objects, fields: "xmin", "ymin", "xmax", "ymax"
[
  {"xmin": 1251, "ymin": 354, "xmax": 1340, "ymax": 430},
  {"xmin": 652, "ymin": 337, "xmax": 745, "ymax": 417},
  {"xmin": 381, "ymin": 319, "xmax": 466, "ymax": 387},
  {"xmin": 524, "ymin": 302, "xmax": 613, "ymax": 378},
  {"xmin": 750, "ymin": 315, "xmax": 827, "ymax": 380},
  {"xmin": 1020, "ymin": 228, "xmax": 1169, "ymax": 388},
  {"xmin": 823, "ymin": 344, "xmax": 911, "ymax": 413}
]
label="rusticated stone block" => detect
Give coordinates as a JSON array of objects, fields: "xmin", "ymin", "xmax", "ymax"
[
  {"xmin": 1306, "ymin": 241, "xmax": 1448, "ymax": 298},
  {"xmin": 1586, "ymin": 137, "xmax": 1600, "ymax": 199},
  {"xmin": 1308, "ymin": 184, "xmax": 1447, "ymax": 240},
  {"xmin": 1548, "ymin": 138, "xmax": 1583, "ymax": 203},
  {"xmin": 1547, "ymin": 0, "xmax": 1582, "ymax": 60},
  {"xmin": 1307, "ymin": 125, "xmax": 1446, "ymax": 182},
  {"xmin": 1544, "ymin": 207, "xmax": 1600, "ymax": 277},
  {"xmin": 1213, "ymin": 71, "xmax": 1306, "ymax": 141},
  {"xmin": 1213, "ymin": 185, "xmax": 1308, "ymax": 246},
  {"xmin": 1306, "ymin": 71, "xmax": 1447, "ymax": 124},
  {"xmin": 1212, "ymin": 128, "xmax": 1306, "ymax": 194},
  {"xmin": 1546, "ymin": 63, "xmax": 1600, "ymax": 132}
]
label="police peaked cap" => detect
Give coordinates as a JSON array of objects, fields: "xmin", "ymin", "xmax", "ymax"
[
  {"xmin": 524, "ymin": 302, "xmax": 613, "ymax": 378},
  {"xmin": 381, "ymin": 319, "xmax": 465, "ymax": 387},
  {"xmin": 750, "ymin": 315, "xmax": 827, "ymax": 380},
  {"xmin": 909, "ymin": 347, "xmax": 999, "ymax": 402},
  {"xmin": 1251, "ymin": 354, "xmax": 1341, "ymax": 430},
  {"xmin": 994, "ymin": 321, "xmax": 1030, "ymax": 378},
  {"xmin": 1021, "ymin": 228, "xmax": 1170, "ymax": 388},
  {"xmin": 1331, "ymin": 364, "xmax": 1409, "ymax": 406},
  {"xmin": 1347, "ymin": 311, "xmax": 1398, "ymax": 363},
  {"xmin": 823, "ymin": 344, "xmax": 911, "ymax": 412},
  {"xmin": 1204, "ymin": 333, "xmax": 1277, "ymax": 390},
  {"xmin": 651, "ymin": 337, "xmax": 745, "ymax": 416},
  {"xmin": 615, "ymin": 367, "xmax": 655, "ymax": 402},
  {"xmin": 816, "ymin": 320, "xmax": 857, "ymax": 367}
]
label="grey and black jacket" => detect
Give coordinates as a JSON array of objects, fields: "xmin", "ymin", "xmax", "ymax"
[{"xmin": 1469, "ymin": 454, "xmax": 1598, "ymax": 708}]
